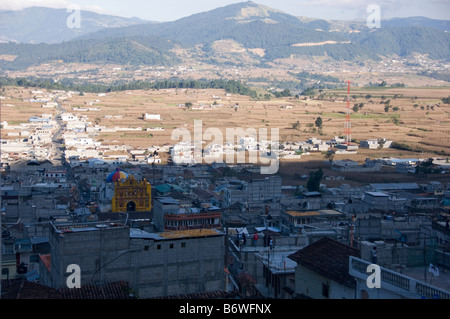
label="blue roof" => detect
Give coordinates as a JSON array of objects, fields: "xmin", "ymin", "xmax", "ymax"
[{"xmin": 371, "ymin": 183, "xmax": 420, "ymax": 190}]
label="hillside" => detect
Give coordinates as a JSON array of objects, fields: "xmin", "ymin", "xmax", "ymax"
[
  {"xmin": 0, "ymin": 7, "xmax": 149, "ymax": 44},
  {"xmin": 0, "ymin": 1, "xmax": 449, "ymax": 73}
]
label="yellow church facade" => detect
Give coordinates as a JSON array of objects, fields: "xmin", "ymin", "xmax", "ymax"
[{"xmin": 111, "ymin": 175, "xmax": 152, "ymax": 212}]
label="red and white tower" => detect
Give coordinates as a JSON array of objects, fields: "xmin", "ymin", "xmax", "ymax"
[{"xmin": 345, "ymin": 80, "xmax": 352, "ymax": 145}]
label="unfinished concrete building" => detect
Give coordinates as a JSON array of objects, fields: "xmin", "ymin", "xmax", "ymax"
[{"xmin": 39, "ymin": 221, "xmax": 225, "ymax": 298}]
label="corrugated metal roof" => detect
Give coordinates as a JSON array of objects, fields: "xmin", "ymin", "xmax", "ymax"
[
  {"xmin": 159, "ymin": 228, "xmax": 220, "ymax": 239},
  {"xmin": 285, "ymin": 211, "xmax": 320, "ymax": 217},
  {"xmin": 371, "ymin": 183, "xmax": 420, "ymax": 190}
]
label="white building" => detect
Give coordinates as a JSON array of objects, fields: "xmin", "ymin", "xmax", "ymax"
[
  {"xmin": 144, "ymin": 114, "xmax": 161, "ymax": 120},
  {"xmin": 288, "ymin": 237, "xmax": 360, "ymax": 299}
]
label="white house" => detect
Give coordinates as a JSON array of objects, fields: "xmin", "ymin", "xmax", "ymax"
[
  {"xmin": 41, "ymin": 102, "xmax": 58, "ymax": 108},
  {"xmin": 61, "ymin": 113, "xmax": 78, "ymax": 122},
  {"xmin": 288, "ymin": 237, "xmax": 360, "ymax": 299},
  {"xmin": 144, "ymin": 114, "xmax": 161, "ymax": 120},
  {"xmin": 360, "ymin": 139, "xmax": 380, "ymax": 149}
]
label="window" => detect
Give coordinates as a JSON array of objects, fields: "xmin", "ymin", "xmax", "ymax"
[
  {"xmin": 157, "ymin": 244, "xmax": 161, "ymax": 250},
  {"xmin": 322, "ymin": 282, "xmax": 329, "ymax": 298},
  {"xmin": 170, "ymin": 243, "xmax": 174, "ymax": 249},
  {"xmin": 144, "ymin": 245, "xmax": 149, "ymax": 251},
  {"xmin": 2, "ymin": 268, "xmax": 9, "ymax": 278},
  {"xmin": 181, "ymin": 242, "xmax": 186, "ymax": 248}
]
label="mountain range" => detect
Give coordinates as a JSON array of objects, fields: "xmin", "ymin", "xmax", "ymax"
[
  {"xmin": 0, "ymin": 6, "xmax": 149, "ymax": 44},
  {"xmin": 0, "ymin": 1, "xmax": 449, "ymax": 71}
]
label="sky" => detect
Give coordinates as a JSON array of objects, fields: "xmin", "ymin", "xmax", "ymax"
[{"xmin": 0, "ymin": 0, "xmax": 449, "ymax": 22}]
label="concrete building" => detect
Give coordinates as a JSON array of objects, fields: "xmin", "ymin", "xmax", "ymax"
[
  {"xmin": 153, "ymin": 197, "xmax": 181, "ymax": 232},
  {"xmin": 288, "ymin": 237, "xmax": 360, "ymax": 299},
  {"xmin": 332, "ymin": 159, "xmax": 382, "ymax": 172},
  {"xmin": 281, "ymin": 209, "xmax": 344, "ymax": 233},
  {"xmin": 359, "ymin": 139, "xmax": 379, "ymax": 149},
  {"xmin": 223, "ymin": 175, "xmax": 282, "ymax": 208},
  {"xmin": 39, "ymin": 221, "xmax": 225, "ymax": 298}
]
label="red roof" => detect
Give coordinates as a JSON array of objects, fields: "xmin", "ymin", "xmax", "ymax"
[
  {"xmin": 1, "ymin": 279, "xmax": 61, "ymax": 299},
  {"xmin": 59, "ymin": 281, "xmax": 135, "ymax": 299},
  {"xmin": 288, "ymin": 237, "xmax": 360, "ymax": 287},
  {"xmin": 40, "ymin": 254, "xmax": 51, "ymax": 272}
]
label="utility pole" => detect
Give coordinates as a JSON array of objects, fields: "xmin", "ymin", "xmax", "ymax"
[
  {"xmin": 0, "ymin": 186, "xmax": 2, "ymax": 299},
  {"xmin": 0, "ymin": 94, "xmax": 2, "ymax": 298},
  {"xmin": 345, "ymin": 80, "xmax": 352, "ymax": 146}
]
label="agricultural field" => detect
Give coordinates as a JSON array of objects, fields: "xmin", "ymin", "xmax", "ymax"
[
  {"xmin": 2, "ymin": 85, "xmax": 450, "ymax": 156},
  {"xmin": 2, "ymin": 84, "xmax": 450, "ymax": 187}
]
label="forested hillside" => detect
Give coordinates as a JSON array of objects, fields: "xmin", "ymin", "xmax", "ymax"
[{"xmin": 0, "ymin": 1, "xmax": 448, "ymax": 71}]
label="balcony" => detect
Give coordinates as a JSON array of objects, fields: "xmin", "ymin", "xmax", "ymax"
[{"xmin": 349, "ymin": 256, "xmax": 450, "ymax": 299}]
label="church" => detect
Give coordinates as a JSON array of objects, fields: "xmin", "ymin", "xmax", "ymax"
[{"xmin": 109, "ymin": 168, "xmax": 152, "ymax": 212}]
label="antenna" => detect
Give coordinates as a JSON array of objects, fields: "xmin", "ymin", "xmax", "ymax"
[{"xmin": 345, "ymin": 80, "xmax": 351, "ymax": 146}]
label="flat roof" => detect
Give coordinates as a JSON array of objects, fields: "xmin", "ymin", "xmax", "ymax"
[
  {"xmin": 159, "ymin": 229, "xmax": 221, "ymax": 239},
  {"xmin": 285, "ymin": 211, "xmax": 320, "ymax": 217},
  {"xmin": 53, "ymin": 222, "xmax": 126, "ymax": 233},
  {"xmin": 370, "ymin": 183, "xmax": 420, "ymax": 190},
  {"xmin": 365, "ymin": 191, "xmax": 389, "ymax": 197},
  {"xmin": 318, "ymin": 209, "xmax": 344, "ymax": 216},
  {"xmin": 284, "ymin": 210, "xmax": 343, "ymax": 218},
  {"xmin": 155, "ymin": 197, "xmax": 179, "ymax": 204},
  {"xmin": 130, "ymin": 228, "xmax": 222, "ymax": 240}
]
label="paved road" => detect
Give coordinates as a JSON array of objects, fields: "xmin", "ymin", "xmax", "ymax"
[{"xmin": 51, "ymin": 97, "xmax": 67, "ymax": 166}]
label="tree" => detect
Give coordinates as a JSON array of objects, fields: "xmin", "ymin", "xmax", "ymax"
[
  {"xmin": 292, "ymin": 121, "xmax": 300, "ymax": 130},
  {"xmin": 442, "ymin": 96, "xmax": 450, "ymax": 106},
  {"xmin": 324, "ymin": 151, "xmax": 334, "ymax": 164},
  {"xmin": 353, "ymin": 104, "xmax": 359, "ymax": 112},
  {"xmin": 416, "ymin": 158, "xmax": 439, "ymax": 174},
  {"xmin": 185, "ymin": 102, "xmax": 193, "ymax": 108},
  {"xmin": 306, "ymin": 168, "xmax": 323, "ymax": 192},
  {"xmin": 315, "ymin": 117, "xmax": 323, "ymax": 129}
]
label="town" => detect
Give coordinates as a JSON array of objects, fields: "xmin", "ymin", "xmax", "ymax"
[{"xmin": 1, "ymin": 85, "xmax": 450, "ymax": 300}]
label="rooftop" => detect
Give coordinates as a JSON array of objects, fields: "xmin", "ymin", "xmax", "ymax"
[
  {"xmin": 288, "ymin": 237, "xmax": 360, "ymax": 287},
  {"xmin": 1, "ymin": 278, "xmax": 61, "ymax": 299},
  {"xmin": 371, "ymin": 183, "xmax": 420, "ymax": 191},
  {"xmin": 130, "ymin": 228, "xmax": 223, "ymax": 240},
  {"xmin": 285, "ymin": 211, "xmax": 321, "ymax": 217},
  {"xmin": 58, "ymin": 281, "xmax": 135, "ymax": 299},
  {"xmin": 366, "ymin": 191, "xmax": 389, "ymax": 197},
  {"xmin": 284, "ymin": 209, "xmax": 344, "ymax": 218},
  {"xmin": 159, "ymin": 228, "xmax": 222, "ymax": 239},
  {"xmin": 52, "ymin": 221, "xmax": 126, "ymax": 234}
]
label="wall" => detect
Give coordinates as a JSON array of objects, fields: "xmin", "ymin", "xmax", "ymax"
[
  {"xmin": 42, "ymin": 223, "xmax": 225, "ymax": 298},
  {"xmin": 294, "ymin": 265, "xmax": 355, "ymax": 299},
  {"xmin": 129, "ymin": 234, "xmax": 225, "ymax": 298}
]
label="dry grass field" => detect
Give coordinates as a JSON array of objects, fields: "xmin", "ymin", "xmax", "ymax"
[
  {"xmin": 2, "ymin": 84, "xmax": 450, "ymax": 186},
  {"xmin": 64, "ymin": 86, "xmax": 450, "ymax": 152},
  {"xmin": 2, "ymin": 85, "xmax": 450, "ymax": 157}
]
